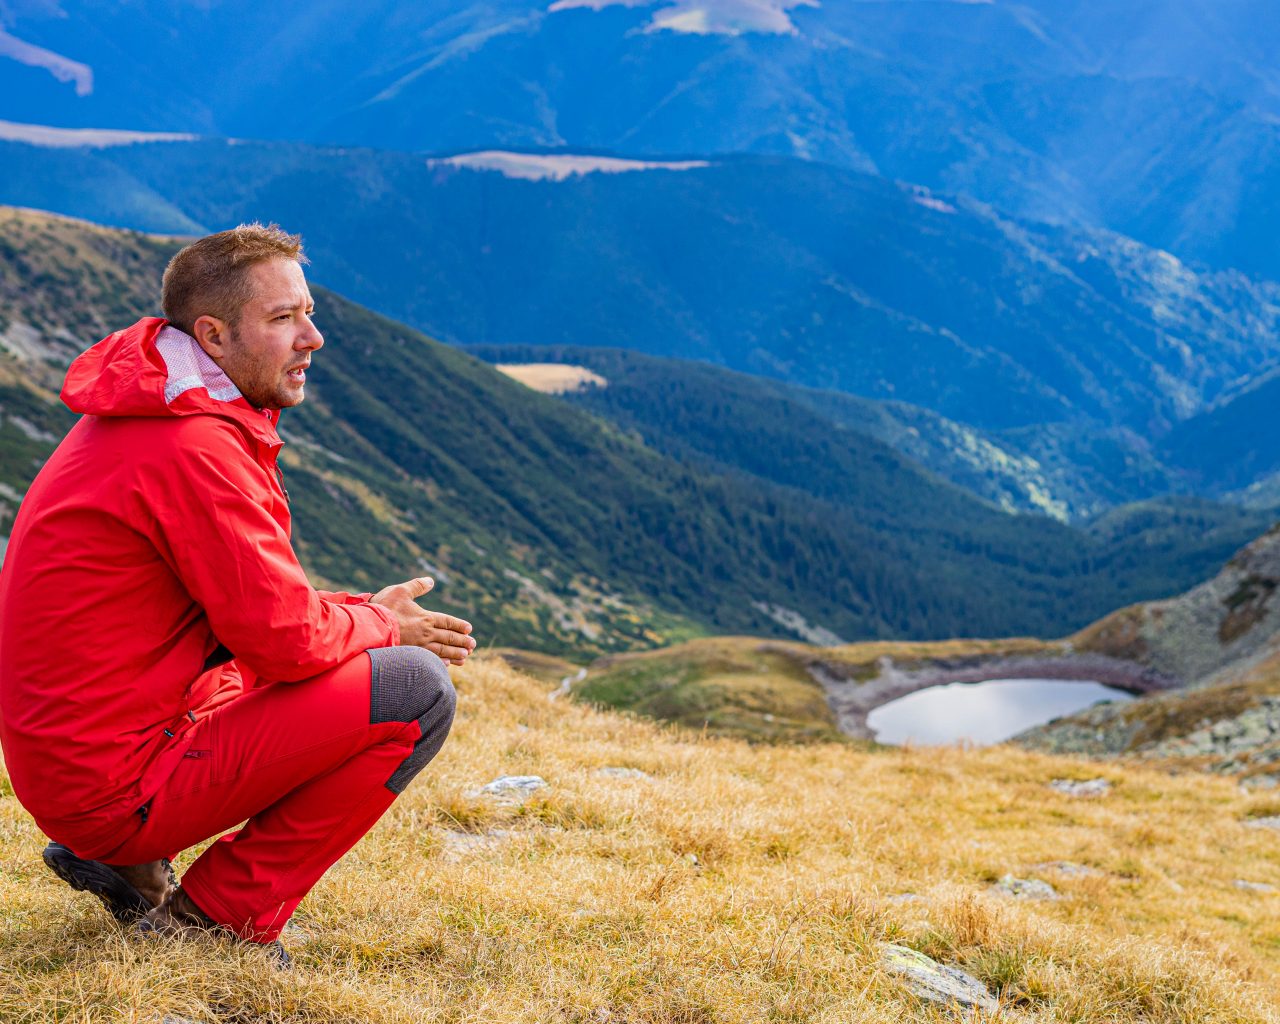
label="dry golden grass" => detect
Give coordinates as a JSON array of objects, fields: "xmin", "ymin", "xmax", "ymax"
[
  {"xmin": 494, "ymin": 363, "xmax": 608, "ymax": 395},
  {"xmin": 2, "ymin": 658, "xmax": 1278, "ymax": 1022}
]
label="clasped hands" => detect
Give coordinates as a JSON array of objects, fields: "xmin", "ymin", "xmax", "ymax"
[{"xmin": 370, "ymin": 576, "xmax": 476, "ymax": 666}]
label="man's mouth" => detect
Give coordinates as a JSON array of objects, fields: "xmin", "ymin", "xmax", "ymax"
[{"xmin": 287, "ymin": 365, "xmax": 308, "ymax": 382}]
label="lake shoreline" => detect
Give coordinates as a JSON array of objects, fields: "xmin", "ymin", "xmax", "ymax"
[{"xmin": 809, "ymin": 650, "xmax": 1175, "ymax": 741}]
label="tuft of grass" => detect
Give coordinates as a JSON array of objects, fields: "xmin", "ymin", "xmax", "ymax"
[{"xmin": 1, "ymin": 658, "xmax": 1278, "ymax": 1022}]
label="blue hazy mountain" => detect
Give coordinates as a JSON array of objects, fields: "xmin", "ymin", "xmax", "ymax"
[
  {"xmin": 1, "ymin": 137, "xmax": 1276, "ymax": 448},
  {"xmin": 3, "ymin": 0, "xmax": 1280, "ymax": 277}
]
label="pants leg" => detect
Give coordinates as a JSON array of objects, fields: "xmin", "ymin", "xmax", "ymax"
[{"xmin": 101, "ymin": 646, "xmax": 455, "ymax": 942}]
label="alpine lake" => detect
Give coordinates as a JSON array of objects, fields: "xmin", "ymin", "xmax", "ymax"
[{"xmin": 866, "ymin": 678, "xmax": 1134, "ymax": 747}]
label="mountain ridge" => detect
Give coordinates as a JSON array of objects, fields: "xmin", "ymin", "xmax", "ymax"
[
  {"xmin": 2, "ymin": 206, "xmax": 1275, "ymax": 658},
  {"xmin": 6, "ymin": 0, "xmax": 1280, "ymax": 278},
  {"xmin": 2, "ymin": 140, "xmax": 1276, "ymax": 446}
]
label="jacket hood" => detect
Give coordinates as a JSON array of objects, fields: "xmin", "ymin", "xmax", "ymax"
[{"xmin": 61, "ymin": 317, "xmax": 281, "ymax": 447}]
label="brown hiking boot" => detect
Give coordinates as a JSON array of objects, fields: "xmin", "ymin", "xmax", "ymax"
[
  {"xmin": 42, "ymin": 843, "xmax": 176, "ymax": 923},
  {"xmin": 107, "ymin": 859, "xmax": 177, "ymax": 909},
  {"xmin": 138, "ymin": 885, "xmax": 217, "ymax": 939},
  {"xmin": 138, "ymin": 886, "xmax": 292, "ymax": 969}
]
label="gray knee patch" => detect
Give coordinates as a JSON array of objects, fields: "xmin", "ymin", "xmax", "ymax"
[
  {"xmin": 368, "ymin": 647, "xmax": 456, "ymax": 795},
  {"xmin": 369, "ymin": 646, "xmax": 450, "ymax": 725}
]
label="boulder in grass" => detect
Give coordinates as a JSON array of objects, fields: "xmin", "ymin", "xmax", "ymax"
[
  {"xmin": 1233, "ymin": 879, "xmax": 1276, "ymax": 893},
  {"xmin": 992, "ymin": 875, "xmax": 1059, "ymax": 900},
  {"xmin": 475, "ymin": 775, "xmax": 549, "ymax": 802},
  {"xmin": 437, "ymin": 828, "xmax": 514, "ymax": 861},
  {"xmin": 1032, "ymin": 861, "xmax": 1102, "ymax": 878},
  {"xmin": 880, "ymin": 943, "xmax": 998, "ymax": 1012},
  {"xmin": 1244, "ymin": 815, "xmax": 1280, "ymax": 832},
  {"xmin": 595, "ymin": 766, "xmax": 651, "ymax": 781},
  {"xmin": 1049, "ymin": 777, "xmax": 1112, "ymax": 797}
]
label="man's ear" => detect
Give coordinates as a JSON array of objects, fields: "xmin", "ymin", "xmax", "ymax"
[{"xmin": 191, "ymin": 314, "xmax": 231, "ymax": 362}]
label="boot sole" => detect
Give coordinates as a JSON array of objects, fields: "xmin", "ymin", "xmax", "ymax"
[{"xmin": 42, "ymin": 843, "xmax": 152, "ymax": 924}]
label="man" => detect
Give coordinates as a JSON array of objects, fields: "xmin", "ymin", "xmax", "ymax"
[{"xmin": 0, "ymin": 223, "xmax": 475, "ymax": 965}]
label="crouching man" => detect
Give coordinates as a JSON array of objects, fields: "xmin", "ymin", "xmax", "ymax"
[{"xmin": 0, "ymin": 224, "xmax": 474, "ymax": 966}]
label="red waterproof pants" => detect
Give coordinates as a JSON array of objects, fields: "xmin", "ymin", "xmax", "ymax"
[{"xmin": 96, "ymin": 647, "xmax": 455, "ymax": 942}]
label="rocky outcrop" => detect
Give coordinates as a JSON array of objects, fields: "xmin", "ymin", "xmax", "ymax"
[
  {"xmin": 1149, "ymin": 697, "xmax": 1280, "ymax": 760},
  {"xmin": 1013, "ymin": 529, "xmax": 1280, "ymax": 767},
  {"xmin": 1013, "ymin": 669, "xmax": 1280, "ymax": 767},
  {"xmin": 1072, "ymin": 524, "xmax": 1280, "ymax": 688}
]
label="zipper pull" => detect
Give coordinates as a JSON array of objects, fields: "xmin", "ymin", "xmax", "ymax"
[{"xmin": 274, "ymin": 463, "xmax": 290, "ymax": 503}]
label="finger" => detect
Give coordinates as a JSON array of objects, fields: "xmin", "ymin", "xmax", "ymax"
[
  {"xmin": 428, "ymin": 612, "xmax": 473, "ymax": 635},
  {"xmin": 430, "ymin": 629, "xmax": 476, "ymax": 650},
  {"xmin": 400, "ymin": 576, "xmax": 434, "ymax": 600},
  {"xmin": 429, "ymin": 642, "xmax": 472, "ymax": 662}
]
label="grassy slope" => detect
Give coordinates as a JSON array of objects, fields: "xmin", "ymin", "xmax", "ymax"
[
  {"xmin": 0, "ymin": 207, "xmax": 174, "ymax": 526},
  {"xmin": 1, "ymin": 657, "xmax": 1276, "ymax": 1022},
  {"xmin": 575, "ymin": 637, "xmax": 852, "ymax": 744}
]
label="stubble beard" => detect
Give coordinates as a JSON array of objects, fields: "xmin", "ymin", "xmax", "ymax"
[{"xmin": 225, "ymin": 326, "xmax": 306, "ymax": 411}]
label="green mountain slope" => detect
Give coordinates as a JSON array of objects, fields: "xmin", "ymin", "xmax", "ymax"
[
  {"xmin": 2, "ymin": 142, "xmax": 1278, "ymax": 440},
  {"xmin": 1, "ymin": 207, "xmax": 1275, "ymax": 660},
  {"xmin": 1156, "ymin": 369, "xmax": 1280, "ymax": 497},
  {"xmin": 477, "ymin": 344, "xmax": 1195, "ymax": 522}
]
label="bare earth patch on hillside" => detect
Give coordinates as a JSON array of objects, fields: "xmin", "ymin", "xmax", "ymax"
[
  {"xmin": 2, "ymin": 658, "xmax": 1277, "ymax": 1021},
  {"xmin": 495, "ymin": 362, "xmax": 608, "ymax": 395}
]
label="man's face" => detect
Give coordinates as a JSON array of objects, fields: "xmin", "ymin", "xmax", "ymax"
[{"xmin": 219, "ymin": 259, "xmax": 323, "ymax": 410}]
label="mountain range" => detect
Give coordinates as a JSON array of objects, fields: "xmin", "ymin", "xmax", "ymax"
[
  {"xmin": 2, "ymin": 207, "xmax": 1274, "ymax": 659},
  {"xmin": 4, "ymin": 0, "xmax": 1280, "ymax": 280},
  {"xmin": 3, "ymin": 136, "xmax": 1279, "ymax": 507}
]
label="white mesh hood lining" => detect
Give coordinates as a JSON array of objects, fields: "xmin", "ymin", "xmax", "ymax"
[{"xmin": 154, "ymin": 326, "xmax": 243, "ymax": 406}]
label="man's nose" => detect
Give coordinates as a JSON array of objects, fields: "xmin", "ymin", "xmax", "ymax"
[{"xmin": 300, "ymin": 318, "xmax": 324, "ymax": 351}]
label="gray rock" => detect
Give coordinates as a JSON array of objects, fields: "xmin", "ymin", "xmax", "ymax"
[
  {"xmin": 1240, "ymin": 774, "xmax": 1280, "ymax": 790},
  {"xmin": 475, "ymin": 775, "xmax": 549, "ymax": 802},
  {"xmin": 437, "ymin": 828, "xmax": 514, "ymax": 860},
  {"xmin": 1049, "ymin": 777, "xmax": 1112, "ymax": 797},
  {"xmin": 595, "ymin": 766, "xmax": 651, "ymax": 780},
  {"xmin": 1151, "ymin": 698, "xmax": 1280, "ymax": 761},
  {"xmin": 1031, "ymin": 860, "xmax": 1103, "ymax": 878},
  {"xmin": 885, "ymin": 892, "xmax": 923, "ymax": 904},
  {"xmin": 1244, "ymin": 815, "xmax": 1280, "ymax": 831},
  {"xmin": 992, "ymin": 875, "xmax": 1059, "ymax": 900},
  {"xmin": 880, "ymin": 943, "xmax": 998, "ymax": 1012},
  {"xmin": 1233, "ymin": 879, "xmax": 1277, "ymax": 893}
]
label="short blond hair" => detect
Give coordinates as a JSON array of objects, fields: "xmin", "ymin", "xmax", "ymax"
[{"xmin": 162, "ymin": 222, "xmax": 308, "ymax": 334}]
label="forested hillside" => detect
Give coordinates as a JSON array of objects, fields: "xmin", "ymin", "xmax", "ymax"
[{"xmin": 1, "ymin": 208, "xmax": 1274, "ymax": 659}]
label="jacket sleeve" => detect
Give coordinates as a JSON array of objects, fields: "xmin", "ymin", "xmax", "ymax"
[
  {"xmin": 316, "ymin": 589, "xmax": 376, "ymax": 605},
  {"xmin": 141, "ymin": 422, "xmax": 400, "ymax": 683}
]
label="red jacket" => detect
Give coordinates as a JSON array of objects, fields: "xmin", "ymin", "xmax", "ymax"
[{"xmin": 0, "ymin": 318, "xmax": 399, "ymax": 857}]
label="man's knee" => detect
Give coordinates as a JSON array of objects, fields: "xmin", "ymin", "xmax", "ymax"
[
  {"xmin": 367, "ymin": 646, "xmax": 456, "ymax": 728},
  {"xmin": 367, "ymin": 646, "xmax": 457, "ymax": 795}
]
